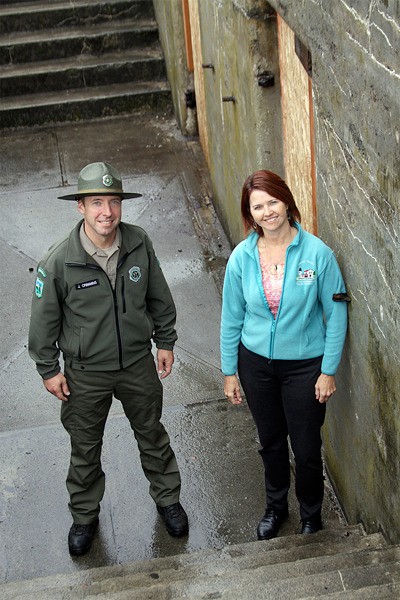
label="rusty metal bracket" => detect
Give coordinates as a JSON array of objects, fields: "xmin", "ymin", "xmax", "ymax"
[{"xmin": 257, "ymin": 71, "xmax": 275, "ymax": 87}]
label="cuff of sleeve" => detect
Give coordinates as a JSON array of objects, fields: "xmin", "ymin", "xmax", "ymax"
[
  {"xmin": 40, "ymin": 366, "xmax": 61, "ymax": 380},
  {"xmin": 155, "ymin": 342, "xmax": 174, "ymax": 351}
]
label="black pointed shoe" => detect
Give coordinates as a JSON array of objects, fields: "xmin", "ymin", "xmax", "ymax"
[
  {"xmin": 257, "ymin": 507, "xmax": 289, "ymax": 540},
  {"xmin": 68, "ymin": 517, "xmax": 99, "ymax": 556},
  {"xmin": 157, "ymin": 502, "xmax": 189, "ymax": 537},
  {"xmin": 301, "ymin": 516, "xmax": 323, "ymax": 534}
]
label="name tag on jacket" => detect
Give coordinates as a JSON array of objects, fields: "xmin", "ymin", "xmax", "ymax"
[{"xmin": 75, "ymin": 279, "xmax": 100, "ymax": 290}]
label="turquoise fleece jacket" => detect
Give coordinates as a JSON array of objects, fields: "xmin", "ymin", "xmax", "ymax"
[{"xmin": 220, "ymin": 224, "xmax": 348, "ymax": 376}]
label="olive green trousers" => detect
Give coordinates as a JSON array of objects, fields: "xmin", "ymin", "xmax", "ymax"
[{"xmin": 61, "ymin": 352, "xmax": 181, "ymax": 524}]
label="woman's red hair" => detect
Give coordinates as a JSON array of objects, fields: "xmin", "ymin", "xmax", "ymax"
[{"xmin": 241, "ymin": 170, "xmax": 301, "ymax": 235}]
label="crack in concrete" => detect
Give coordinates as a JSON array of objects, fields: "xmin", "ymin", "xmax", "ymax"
[
  {"xmin": 319, "ymin": 117, "xmax": 397, "ymax": 247},
  {"xmin": 174, "ymin": 343, "xmax": 221, "ymax": 373}
]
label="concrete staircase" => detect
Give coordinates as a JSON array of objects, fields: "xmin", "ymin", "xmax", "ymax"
[
  {"xmin": 0, "ymin": 525, "xmax": 399, "ymax": 599},
  {"xmin": 0, "ymin": 0, "xmax": 172, "ymax": 128}
]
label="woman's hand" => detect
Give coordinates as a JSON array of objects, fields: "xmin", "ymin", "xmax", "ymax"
[
  {"xmin": 315, "ymin": 373, "xmax": 336, "ymax": 404},
  {"xmin": 224, "ymin": 375, "xmax": 243, "ymax": 405}
]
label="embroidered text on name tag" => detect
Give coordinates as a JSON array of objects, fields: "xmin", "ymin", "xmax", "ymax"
[{"xmin": 75, "ymin": 279, "xmax": 100, "ymax": 290}]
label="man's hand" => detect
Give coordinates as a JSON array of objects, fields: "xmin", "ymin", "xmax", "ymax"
[
  {"xmin": 157, "ymin": 349, "xmax": 174, "ymax": 379},
  {"xmin": 224, "ymin": 374, "xmax": 243, "ymax": 405},
  {"xmin": 315, "ymin": 373, "xmax": 336, "ymax": 404},
  {"xmin": 43, "ymin": 372, "xmax": 70, "ymax": 401}
]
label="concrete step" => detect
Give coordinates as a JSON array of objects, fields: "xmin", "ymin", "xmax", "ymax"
[
  {"xmin": 170, "ymin": 558, "xmax": 399, "ymax": 600},
  {"xmin": 0, "ymin": 0, "xmax": 154, "ymax": 35},
  {"xmin": 192, "ymin": 557, "xmax": 400, "ymax": 600},
  {"xmin": 0, "ymin": 80, "xmax": 172, "ymax": 128},
  {"xmin": 0, "ymin": 20, "xmax": 159, "ymax": 65},
  {"xmin": 303, "ymin": 581, "xmax": 400, "ymax": 598},
  {"xmin": 0, "ymin": 49, "xmax": 166, "ymax": 96},
  {"xmin": 0, "ymin": 0, "xmax": 171, "ymax": 127},
  {"xmin": 0, "ymin": 528, "xmax": 397, "ymax": 599}
]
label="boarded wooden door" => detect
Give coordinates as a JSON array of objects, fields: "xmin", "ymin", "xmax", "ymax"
[
  {"xmin": 185, "ymin": 0, "xmax": 210, "ymax": 167},
  {"xmin": 277, "ymin": 16, "xmax": 317, "ymax": 234}
]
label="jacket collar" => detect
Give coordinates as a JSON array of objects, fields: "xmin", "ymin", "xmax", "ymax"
[
  {"xmin": 244, "ymin": 222, "xmax": 303, "ymax": 257},
  {"xmin": 65, "ymin": 220, "xmax": 143, "ymax": 264}
]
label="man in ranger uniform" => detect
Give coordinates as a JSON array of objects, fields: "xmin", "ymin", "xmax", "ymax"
[{"xmin": 29, "ymin": 162, "xmax": 188, "ymax": 556}]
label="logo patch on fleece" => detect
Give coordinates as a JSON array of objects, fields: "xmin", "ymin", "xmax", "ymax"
[{"xmin": 296, "ymin": 261, "xmax": 317, "ymax": 285}]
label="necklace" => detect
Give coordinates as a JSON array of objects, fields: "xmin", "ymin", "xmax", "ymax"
[{"xmin": 261, "ymin": 238, "xmax": 287, "ymax": 279}]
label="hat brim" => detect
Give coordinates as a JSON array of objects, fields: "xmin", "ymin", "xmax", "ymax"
[{"xmin": 57, "ymin": 191, "xmax": 142, "ymax": 200}]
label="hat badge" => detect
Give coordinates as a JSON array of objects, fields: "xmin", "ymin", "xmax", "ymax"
[{"xmin": 102, "ymin": 174, "xmax": 113, "ymax": 187}]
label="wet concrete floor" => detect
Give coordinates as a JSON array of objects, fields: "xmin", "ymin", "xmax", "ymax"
[{"xmin": 0, "ymin": 114, "xmax": 344, "ymax": 584}]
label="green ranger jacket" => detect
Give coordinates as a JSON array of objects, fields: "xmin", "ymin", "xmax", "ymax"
[{"xmin": 28, "ymin": 221, "xmax": 177, "ymax": 379}]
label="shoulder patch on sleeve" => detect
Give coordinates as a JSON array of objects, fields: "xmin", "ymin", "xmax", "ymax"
[{"xmin": 35, "ymin": 277, "xmax": 44, "ymax": 298}]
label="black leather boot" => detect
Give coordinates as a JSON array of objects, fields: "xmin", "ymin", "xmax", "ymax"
[
  {"xmin": 301, "ymin": 515, "xmax": 323, "ymax": 534},
  {"xmin": 68, "ymin": 517, "xmax": 99, "ymax": 555},
  {"xmin": 157, "ymin": 502, "xmax": 189, "ymax": 537},
  {"xmin": 257, "ymin": 507, "xmax": 289, "ymax": 540}
]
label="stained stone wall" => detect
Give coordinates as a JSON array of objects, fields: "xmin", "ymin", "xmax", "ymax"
[{"xmin": 155, "ymin": 0, "xmax": 400, "ymax": 543}]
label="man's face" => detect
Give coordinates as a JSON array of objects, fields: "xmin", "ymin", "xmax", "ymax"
[{"xmin": 78, "ymin": 195, "xmax": 122, "ymax": 246}]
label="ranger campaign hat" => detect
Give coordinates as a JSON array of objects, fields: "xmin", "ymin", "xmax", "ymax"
[{"xmin": 57, "ymin": 162, "xmax": 142, "ymax": 200}]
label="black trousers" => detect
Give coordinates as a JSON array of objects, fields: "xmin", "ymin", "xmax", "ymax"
[{"xmin": 238, "ymin": 343, "xmax": 326, "ymax": 521}]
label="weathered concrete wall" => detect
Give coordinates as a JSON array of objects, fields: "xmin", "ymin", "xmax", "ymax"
[
  {"xmin": 156, "ymin": 0, "xmax": 400, "ymax": 542},
  {"xmin": 196, "ymin": 0, "xmax": 284, "ymax": 244},
  {"xmin": 153, "ymin": 0, "xmax": 284, "ymax": 244},
  {"xmin": 153, "ymin": 0, "xmax": 195, "ymax": 135}
]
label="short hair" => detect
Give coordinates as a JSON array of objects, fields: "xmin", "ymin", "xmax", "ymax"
[{"xmin": 241, "ymin": 170, "xmax": 301, "ymax": 235}]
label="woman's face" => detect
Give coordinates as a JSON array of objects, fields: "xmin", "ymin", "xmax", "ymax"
[{"xmin": 249, "ymin": 190, "xmax": 288, "ymax": 235}]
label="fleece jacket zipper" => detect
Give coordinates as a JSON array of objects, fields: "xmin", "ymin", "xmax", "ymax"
[{"xmin": 266, "ymin": 242, "xmax": 293, "ymax": 361}]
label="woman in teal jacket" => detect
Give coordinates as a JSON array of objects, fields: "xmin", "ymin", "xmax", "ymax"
[{"xmin": 221, "ymin": 170, "xmax": 348, "ymax": 540}]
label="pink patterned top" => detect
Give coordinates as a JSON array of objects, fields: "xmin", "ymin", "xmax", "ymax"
[{"xmin": 259, "ymin": 253, "xmax": 284, "ymax": 318}]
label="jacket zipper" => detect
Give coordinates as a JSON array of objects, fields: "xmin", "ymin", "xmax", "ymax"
[
  {"xmin": 112, "ymin": 285, "xmax": 124, "ymax": 369},
  {"xmin": 269, "ymin": 320, "xmax": 275, "ymax": 361},
  {"xmin": 67, "ymin": 262, "xmax": 124, "ymax": 369},
  {"xmin": 121, "ymin": 276, "xmax": 126, "ymax": 313},
  {"xmin": 267, "ymin": 243, "xmax": 293, "ymax": 361}
]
